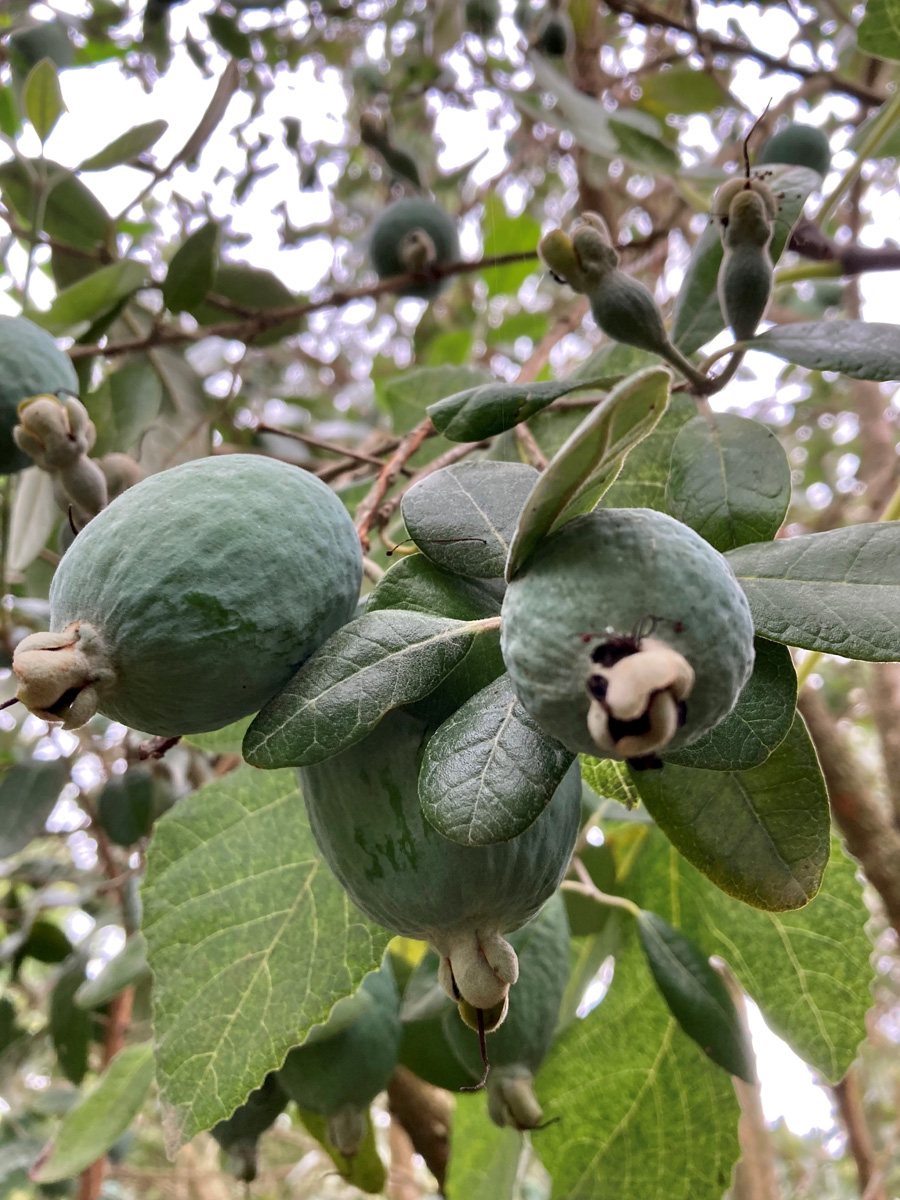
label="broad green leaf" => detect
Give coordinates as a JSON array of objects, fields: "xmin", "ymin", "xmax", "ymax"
[
  {"xmin": 8, "ymin": 467, "xmax": 57, "ymax": 573},
  {"xmin": 184, "ymin": 716, "xmax": 253, "ymax": 755},
  {"xmin": 23, "ymin": 58, "xmax": 64, "ymax": 142},
  {"xmin": 632, "ymin": 716, "xmax": 829, "ymax": 911},
  {"xmin": 86, "ymin": 355, "xmax": 163, "ymax": 455},
  {"xmin": 638, "ymin": 67, "xmax": 728, "ymax": 118},
  {"xmin": 727, "ymin": 522, "xmax": 900, "ymax": 660},
  {"xmin": 539, "ymin": 938, "xmax": 740, "ymax": 1200},
  {"xmin": 672, "ymin": 165, "xmax": 819, "ymax": 355},
  {"xmin": 0, "ymin": 85, "xmax": 20, "ymax": 139},
  {"xmin": 609, "ymin": 116, "xmax": 680, "ymax": 173},
  {"xmin": 857, "ymin": 0, "xmax": 900, "ymax": 60},
  {"xmin": 419, "ymin": 674, "xmax": 574, "ymax": 846},
  {"xmin": 663, "ymin": 637, "xmax": 797, "ymax": 772},
  {"xmin": 380, "ymin": 364, "xmax": 490, "ymax": 434},
  {"xmin": 297, "ymin": 1107, "xmax": 386, "ymax": 1194},
  {"xmin": 636, "ymin": 910, "xmax": 753, "ymax": 1082},
  {"xmin": 141, "ymin": 766, "xmax": 390, "ymax": 1145},
  {"xmin": 162, "ymin": 221, "xmax": 220, "ymax": 313},
  {"xmin": 243, "ymin": 611, "xmax": 484, "ymax": 769},
  {"xmin": 623, "ymin": 829, "xmax": 873, "ymax": 1082},
  {"xmin": 446, "ymin": 1091, "xmax": 527, "ymax": 1200},
  {"xmin": 13, "ymin": 920, "xmax": 72, "ymax": 968},
  {"xmin": 580, "ymin": 756, "xmax": 642, "ymax": 811},
  {"xmin": 506, "ymin": 367, "xmax": 670, "ymax": 580},
  {"xmin": 402, "ymin": 461, "xmax": 539, "ymax": 578},
  {"xmin": 189, "ymin": 263, "xmax": 299, "ymax": 347},
  {"xmin": 0, "ymin": 159, "xmax": 112, "ymax": 253},
  {"xmin": 426, "ymin": 376, "xmax": 617, "ymax": 443},
  {"xmin": 367, "ymin": 554, "xmax": 504, "ymax": 620},
  {"xmin": 481, "ymin": 193, "xmax": 540, "ymax": 296},
  {"xmin": 597, "ymin": 392, "xmax": 695, "ymax": 511},
  {"xmin": 34, "ymin": 260, "xmax": 147, "ymax": 337},
  {"xmin": 75, "ymin": 934, "xmax": 149, "ymax": 1009},
  {"xmin": 78, "ymin": 119, "xmax": 168, "ymax": 170},
  {"xmin": 0, "ymin": 761, "xmax": 67, "ymax": 857},
  {"xmin": 665, "ymin": 414, "xmax": 791, "ymax": 552},
  {"xmin": 50, "ymin": 954, "xmax": 93, "ymax": 1084},
  {"xmin": 32, "ymin": 1044, "xmax": 154, "ymax": 1182},
  {"xmin": 526, "ymin": 55, "xmax": 618, "ymax": 156},
  {"xmin": 745, "ymin": 320, "xmax": 900, "ymax": 380}
]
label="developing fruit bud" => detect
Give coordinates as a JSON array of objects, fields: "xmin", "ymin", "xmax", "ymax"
[
  {"xmin": 14, "ymin": 394, "xmax": 108, "ymax": 520},
  {"xmin": 715, "ymin": 178, "xmax": 776, "ymax": 340}
]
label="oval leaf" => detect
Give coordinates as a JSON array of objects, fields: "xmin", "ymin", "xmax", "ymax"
[
  {"xmin": 426, "ymin": 375, "xmax": 618, "ymax": 442},
  {"xmin": 665, "ymin": 413, "xmax": 791, "ymax": 552},
  {"xmin": 637, "ymin": 910, "xmax": 754, "ymax": 1082},
  {"xmin": 663, "ymin": 637, "xmax": 797, "ymax": 772},
  {"xmin": 79, "ymin": 119, "xmax": 168, "ymax": 171},
  {"xmin": 23, "ymin": 58, "xmax": 64, "ymax": 142},
  {"xmin": 32, "ymin": 1044, "xmax": 154, "ymax": 1182},
  {"xmin": 506, "ymin": 366, "xmax": 670, "ymax": 580},
  {"xmin": 163, "ymin": 220, "xmax": 219, "ymax": 313},
  {"xmin": 629, "ymin": 716, "xmax": 829, "ymax": 911},
  {"xmin": 243, "ymin": 610, "xmax": 484, "ymax": 769},
  {"xmin": 367, "ymin": 554, "xmax": 504, "ymax": 619},
  {"xmin": 8, "ymin": 467, "xmax": 57, "ymax": 573},
  {"xmin": 34, "ymin": 259, "xmax": 148, "ymax": 337},
  {"xmin": 418, "ymin": 674, "xmax": 574, "ymax": 846},
  {"xmin": 727, "ymin": 522, "xmax": 900, "ymax": 660},
  {"xmin": 746, "ymin": 320, "xmax": 900, "ymax": 380},
  {"xmin": 0, "ymin": 761, "xmax": 67, "ymax": 857},
  {"xmin": 401, "ymin": 461, "xmax": 539, "ymax": 578}
]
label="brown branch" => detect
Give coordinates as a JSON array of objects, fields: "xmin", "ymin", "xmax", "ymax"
[
  {"xmin": 355, "ymin": 418, "xmax": 436, "ymax": 551},
  {"xmin": 789, "ymin": 218, "xmax": 900, "ymax": 274},
  {"xmin": 833, "ymin": 1067, "xmax": 888, "ymax": 1200},
  {"xmin": 256, "ymin": 422, "xmax": 392, "ymax": 470},
  {"xmin": 376, "ymin": 438, "xmax": 491, "ymax": 527},
  {"xmin": 387, "ymin": 1067, "xmax": 451, "ymax": 1191},
  {"xmin": 866, "ymin": 663, "xmax": 900, "ymax": 829}
]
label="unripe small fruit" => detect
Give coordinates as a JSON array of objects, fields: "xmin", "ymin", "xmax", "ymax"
[
  {"xmin": 758, "ymin": 122, "xmax": 831, "ymax": 178},
  {"xmin": 0, "ymin": 316, "xmax": 78, "ymax": 475},
  {"xmin": 369, "ymin": 198, "xmax": 460, "ymax": 299},
  {"xmin": 715, "ymin": 182, "xmax": 775, "ymax": 340}
]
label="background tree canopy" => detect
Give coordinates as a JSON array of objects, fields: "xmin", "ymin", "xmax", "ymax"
[{"xmin": 1, "ymin": 1, "xmax": 900, "ymax": 1198}]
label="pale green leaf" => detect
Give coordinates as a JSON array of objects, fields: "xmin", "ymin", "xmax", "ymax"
[
  {"xmin": 79, "ymin": 119, "xmax": 168, "ymax": 170},
  {"xmin": 446, "ymin": 1091, "xmax": 527, "ymax": 1200},
  {"xmin": 857, "ymin": 0, "xmax": 900, "ymax": 60},
  {"xmin": 426, "ymin": 376, "xmax": 617, "ymax": 442},
  {"xmin": 597, "ymin": 392, "xmax": 695, "ymax": 512},
  {"xmin": 34, "ymin": 260, "xmax": 148, "ymax": 338},
  {"xmin": 746, "ymin": 320, "xmax": 900, "ymax": 380},
  {"xmin": 23, "ymin": 58, "xmax": 64, "ymax": 142},
  {"xmin": 8, "ymin": 466, "xmax": 57, "ymax": 573}
]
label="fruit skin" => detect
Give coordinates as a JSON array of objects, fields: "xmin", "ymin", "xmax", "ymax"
[
  {"xmin": 443, "ymin": 893, "xmax": 570, "ymax": 1128},
  {"xmin": 0, "ymin": 316, "xmax": 78, "ymax": 474},
  {"xmin": 42, "ymin": 454, "xmax": 362, "ymax": 735},
  {"xmin": 501, "ymin": 508, "xmax": 755, "ymax": 758},
  {"xmin": 211, "ymin": 1073, "xmax": 288, "ymax": 1182},
  {"xmin": 278, "ymin": 959, "xmax": 401, "ymax": 1154},
  {"xmin": 758, "ymin": 123, "xmax": 831, "ymax": 178},
  {"xmin": 369, "ymin": 199, "xmax": 460, "ymax": 300},
  {"xmin": 299, "ymin": 707, "xmax": 581, "ymax": 1014}
]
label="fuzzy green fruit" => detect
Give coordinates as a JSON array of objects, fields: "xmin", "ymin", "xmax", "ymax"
[
  {"xmin": 369, "ymin": 198, "xmax": 460, "ymax": 299},
  {"xmin": 13, "ymin": 455, "xmax": 362, "ymax": 735},
  {"xmin": 758, "ymin": 123, "xmax": 831, "ymax": 178},
  {"xmin": 211, "ymin": 1073, "xmax": 288, "ymax": 1183},
  {"xmin": 300, "ymin": 707, "xmax": 581, "ymax": 1019},
  {"xmin": 501, "ymin": 509, "xmax": 755, "ymax": 760},
  {"xmin": 0, "ymin": 316, "xmax": 78, "ymax": 474}
]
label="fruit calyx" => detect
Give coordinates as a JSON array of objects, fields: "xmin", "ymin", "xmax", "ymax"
[
  {"xmin": 434, "ymin": 927, "xmax": 518, "ymax": 1028},
  {"xmin": 12, "ymin": 621, "xmax": 114, "ymax": 728},
  {"xmin": 585, "ymin": 635, "xmax": 695, "ymax": 760}
]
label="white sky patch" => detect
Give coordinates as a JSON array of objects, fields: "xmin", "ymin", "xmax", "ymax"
[{"xmin": 745, "ymin": 998, "xmax": 836, "ymax": 1135}]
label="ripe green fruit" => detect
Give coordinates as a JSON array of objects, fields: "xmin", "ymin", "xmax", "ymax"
[
  {"xmin": 12, "ymin": 455, "xmax": 362, "ymax": 735},
  {"xmin": 300, "ymin": 707, "xmax": 581, "ymax": 1019},
  {"xmin": 501, "ymin": 509, "xmax": 755, "ymax": 760},
  {"xmin": 466, "ymin": 0, "xmax": 501, "ymax": 35},
  {"xmin": 443, "ymin": 892, "xmax": 569, "ymax": 1128},
  {"xmin": 369, "ymin": 198, "xmax": 460, "ymax": 299},
  {"xmin": 278, "ymin": 960, "xmax": 401, "ymax": 1156},
  {"xmin": 758, "ymin": 123, "xmax": 831, "ymax": 178},
  {"xmin": 211, "ymin": 1073, "xmax": 288, "ymax": 1183},
  {"xmin": 0, "ymin": 316, "xmax": 78, "ymax": 475}
]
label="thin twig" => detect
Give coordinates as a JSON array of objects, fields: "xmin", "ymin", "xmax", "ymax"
[{"xmin": 355, "ymin": 418, "xmax": 436, "ymax": 551}]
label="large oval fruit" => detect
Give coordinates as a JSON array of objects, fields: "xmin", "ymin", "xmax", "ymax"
[
  {"xmin": 0, "ymin": 316, "xmax": 78, "ymax": 474},
  {"xmin": 501, "ymin": 508, "xmax": 754, "ymax": 760},
  {"xmin": 758, "ymin": 123, "xmax": 831, "ymax": 178},
  {"xmin": 443, "ymin": 892, "xmax": 570, "ymax": 1128},
  {"xmin": 278, "ymin": 959, "xmax": 401, "ymax": 1156},
  {"xmin": 12, "ymin": 455, "xmax": 362, "ymax": 735},
  {"xmin": 369, "ymin": 198, "xmax": 460, "ymax": 299},
  {"xmin": 300, "ymin": 707, "xmax": 581, "ymax": 1017}
]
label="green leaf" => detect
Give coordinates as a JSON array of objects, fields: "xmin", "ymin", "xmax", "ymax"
[
  {"xmin": 79, "ymin": 119, "xmax": 168, "ymax": 170},
  {"xmin": 426, "ymin": 375, "xmax": 617, "ymax": 442},
  {"xmin": 623, "ymin": 829, "xmax": 873, "ymax": 1082},
  {"xmin": 367, "ymin": 555, "xmax": 504, "ymax": 620},
  {"xmin": 0, "ymin": 762, "xmax": 67, "ymax": 857},
  {"xmin": 206, "ymin": 10, "xmax": 253, "ymax": 59},
  {"xmin": 636, "ymin": 910, "xmax": 753, "ymax": 1082},
  {"xmin": 539, "ymin": 937, "xmax": 740, "ymax": 1200},
  {"xmin": 23, "ymin": 58, "xmax": 64, "ymax": 142},
  {"xmin": 189, "ymin": 263, "xmax": 299, "ymax": 347},
  {"xmin": 33, "ymin": 260, "xmax": 147, "ymax": 338},
  {"xmin": 296, "ymin": 1107, "xmax": 387, "ymax": 1194},
  {"xmin": 97, "ymin": 770, "xmax": 155, "ymax": 847},
  {"xmin": 0, "ymin": 159, "xmax": 112, "ymax": 253},
  {"xmin": 183, "ymin": 716, "xmax": 253, "ymax": 755},
  {"xmin": 446, "ymin": 1091, "xmax": 527, "ymax": 1200},
  {"xmin": 505, "ymin": 367, "xmax": 670, "ymax": 580},
  {"xmin": 380, "ymin": 364, "xmax": 490, "ymax": 433},
  {"xmin": 727, "ymin": 522, "xmax": 900, "ymax": 660},
  {"xmin": 581, "ymin": 756, "xmax": 643, "ymax": 812},
  {"xmin": 0, "ymin": 85, "xmax": 20, "ymax": 140},
  {"xmin": 14, "ymin": 920, "xmax": 72, "ymax": 968},
  {"xmin": 857, "ymin": 0, "xmax": 900, "ymax": 61},
  {"xmin": 745, "ymin": 320, "xmax": 900, "ymax": 380},
  {"xmin": 672, "ymin": 164, "xmax": 819, "ymax": 355},
  {"xmin": 243, "ymin": 611, "xmax": 484, "ymax": 769},
  {"xmin": 85, "ymin": 355, "xmax": 163, "ymax": 455},
  {"xmin": 525, "ymin": 56, "xmax": 618, "ymax": 156},
  {"xmin": 141, "ymin": 765, "xmax": 391, "ymax": 1145},
  {"xmin": 8, "ymin": 467, "xmax": 57, "ymax": 573},
  {"xmin": 32, "ymin": 1044, "xmax": 154, "ymax": 1182},
  {"xmin": 663, "ymin": 638, "xmax": 797, "ymax": 772},
  {"xmin": 630, "ymin": 716, "xmax": 829, "ymax": 911},
  {"xmin": 665, "ymin": 414, "xmax": 791, "ymax": 552},
  {"xmin": 418, "ymin": 674, "xmax": 574, "ymax": 846},
  {"xmin": 609, "ymin": 116, "xmax": 680, "ymax": 173},
  {"xmin": 638, "ymin": 67, "xmax": 728, "ymax": 118},
  {"xmin": 162, "ymin": 221, "xmax": 220, "ymax": 313},
  {"xmin": 595, "ymin": 391, "xmax": 694, "ymax": 511},
  {"xmin": 75, "ymin": 934, "xmax": 149, "ymax": 1009},
  {"xmin": 402, "ymin": 461, "xmax": 539, "ymax": 578},
  {"xmin": 50, "ymin": 955, "xmax": 93, "ymax": 1084},
  {"xmin": 481, "ymin": 193, "xmax": 540, "ymax": 296}
]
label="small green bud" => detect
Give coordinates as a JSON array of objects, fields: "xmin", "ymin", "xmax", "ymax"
[
  {"xmin": 589, "ymin": 272, "xmax": 671, "ymax": 356},
  {"xmin": 716, "ymin": 185, "xmax": 775, "ymax": 340}
]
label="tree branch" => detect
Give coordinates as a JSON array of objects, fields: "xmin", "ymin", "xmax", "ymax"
[
  {"xmin": 789, "ymin": 218, "xmax": 900, "ymax": 274},
  {"xmin": 833, "ymin": 1067, "xmax": 889, "ymax": 1200}
]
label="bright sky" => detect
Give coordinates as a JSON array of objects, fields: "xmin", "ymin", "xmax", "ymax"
[{"xmin": 4, "ymin": 0, "xmax": 894, "ymax": 1143}]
